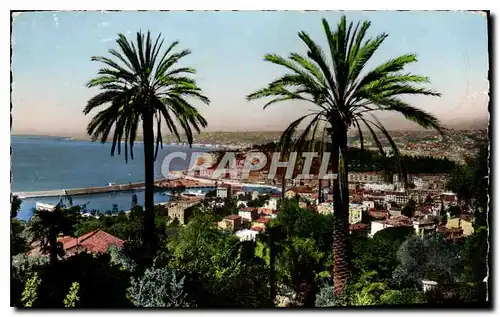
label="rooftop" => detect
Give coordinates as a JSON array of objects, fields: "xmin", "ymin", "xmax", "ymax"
[
  {"xmin": 225, "ymin": 215, "xmax": 242, "ymax": 221},
  {"xmin": 58, "ymin": 230, "xmax": 124, "ymax": 254}
]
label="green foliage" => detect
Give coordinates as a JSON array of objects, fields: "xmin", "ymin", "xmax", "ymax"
[
  {"xmin": 446, "ymin": 141, "xmax": 488, "ymax": 226},
  {"xmin": 11, "ymin": 195, "xmax": 22, "ymax": 219},
  {"xmin": 11, "ymin": 218, "xmax": 29, "ymax": 256},
  {"xmin": 447, "ymin": 205, "xmax": 461, "ymax": 218},
  {"xmin": 315, "ymin": 284, "xmax": 341, "ymax": 307},
  {"xmin": 254, "ymin": 240, "xmax": 270, "ymax": 266},
  {"xmin": 21, "ymin": 272, "xmax": 41, "ymax": 307},
  {"xmin": 12, "ymin": 252, "xmax": 46, "ymax": 272},
  {"xmin": 63, "ymin": 282, "xmax": 81, "ymax": 308},
  {"xmin": 26, "ymin": 201, "xmax": 82, "ymax": 263},
  {"xmin": 167, "ymin": 214, "xmax": 270, "ymax": 307},
  {"xmin": 461, "ymin": 226, "xmax": 488, "ymax": 284},
  {"xmin": 266, "ymin": 200, "xmax": 334, "ymax": 307},
  {"xmin": 247, "ymin": 195, "xmax": 270, "ymax": 208},
  {"xmin": 128, "ymin": 261, "xmax": 191, "ymax": 307},
  {"xmin": 392, "ymin": 234, "xmax": 462, "ymax": 289},
  {"xmin": 276, "ymin": 236, "xmax": 325, "ymax": 307},
  {"xmin": 379, "ymin": 289, "xmax": 426, "ymax": 305},
  {"xmin": 349, "ymin": 270, "xmax": 388, "ymax": 306},
  {"xmin": 402, "ymin": 199, "xmax": 417, "ymax": 218},
  {"xmin": 109, "ymin": 245, "xmax": 138, "ymax": 273},
  {"xmin": 33, "ymin": 252, "xmax": 131, "ymax": 308},
  {"xmin": 352, "ymin": 227, "xmax": 414, "ymax": 280},
  {"xmin": 74, "ymin": 205, "xmax": 173, "ymax": 243}
]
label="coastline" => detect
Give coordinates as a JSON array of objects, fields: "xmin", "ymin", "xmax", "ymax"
[{"xmin": 11, "ymin": 134, "xmax": 228, "ymax": 150}]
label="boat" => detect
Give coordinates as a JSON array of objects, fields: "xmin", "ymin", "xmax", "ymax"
[
  {"xmin": 35, "ymin": 202, "xmax": 56, "ymax": 211},
  {"xmin": 182, "ymin": 189, "xmax": 205, "ymax": 197}
]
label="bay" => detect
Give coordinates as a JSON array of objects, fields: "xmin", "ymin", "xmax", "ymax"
[{"xmin": 11, "ymin": 135, "xmax": 213, "ymax": 220}]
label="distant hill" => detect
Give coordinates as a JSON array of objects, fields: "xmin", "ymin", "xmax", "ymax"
[{"xmin": 443, "ymin": 117, "xmax": 489, "ymax": 130}]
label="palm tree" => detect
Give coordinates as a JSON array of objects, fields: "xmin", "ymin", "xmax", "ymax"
[
  {"xmin": 247, "ymin": 16, "xmax": 443, "ymax": 297},
  {"xmin": 84, "ymin": 31, "xmax": 209, "ymax": 248},
  {"xmin": 27, "ymin": 202, "xmax": 80, "ymax": 265}
]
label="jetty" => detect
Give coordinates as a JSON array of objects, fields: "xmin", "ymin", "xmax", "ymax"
[
  {"xmin": 14, "ymin": 179, "xmax": 163, "ymax": 199},
  {"xmin": 13, "ymin": 177, "xmax": 216, "ymax": 199},
  {"xmin": 14, "ymin": 172, "xmax": 280, "ymax": 200}
]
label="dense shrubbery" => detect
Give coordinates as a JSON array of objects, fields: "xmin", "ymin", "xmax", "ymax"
[{"xmin": 10, "ymin": 193, "xmax": 488, "ymax": 308}]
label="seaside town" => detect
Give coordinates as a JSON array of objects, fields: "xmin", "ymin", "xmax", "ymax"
[{"xmin": 10, "ymin": 11, "xmax": 489, "ymax": 309}]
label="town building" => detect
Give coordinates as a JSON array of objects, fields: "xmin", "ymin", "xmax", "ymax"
[
  {"xmin": 446, "ymin": 216, "xmax": 474, "ymax": 236},
  {"xmin": 29, "ymin": 230, "xmax": 124, "ymax": 258},
  {"xmin": 218, "ymin": 215, "xmax": 243, "ymax": 232},
  {"xmin": 413, "ymin": 218, "xmax": 437, "ymax": 237},
  {"xmin": 217, "ymin": 186, "xmax": 229, "ymax": 199},
  {"xmin": 238, "ymin": 207, "xmax": 258, "ymax": 222},
  {"xmin": 235, "ymin": 229, "xmax": 260, "ymax": 242},
  {"xmin": 316, "ymin": 202, "xmax": 333, "ymax": 215},
  {"xmin": 369, "ymin": 216, "xmax": 413, "ymax": 237},
  {"xmin": 436, "ymin": 226, "xmax": 465, "ymax": 243},
  {"xmin": 348, "ymin": 203, "xmax": 365, "ymax": 224},
  {"xmin": 348, "ymin": 172, "xmax": 384, "ymax": 183},
  {"xmin": 252, "ymin": 217, "xmax": 272, "ymax": 231},
  {"xmin": 349, "ymin": 223, "xmax": 368, "ymax": 235},
  {"xmin": 167, "ymin": 201, "xmax": 197, "ymax": 225}
]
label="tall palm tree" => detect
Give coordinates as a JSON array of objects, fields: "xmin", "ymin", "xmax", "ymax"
[
  {"xmin": 247, "ymin": 16, "xmax": 443, "ymax": 297},
  {"xmin": 84, "ymin": 31, "xmax": 209, "ymax": 248}
]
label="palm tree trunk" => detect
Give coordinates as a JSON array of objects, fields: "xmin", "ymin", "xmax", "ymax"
[
  {"xmin": 318, "ymin": 178, "xmax": 323, "ymax": 203},
  {"xmin": 142, "ymin": 110, "xmax": 156, "ymax": 248},
  {"xmin": 281, "ymin": 171, "xmax": 286, "ymax": 201},
  {"xmin": 268, "ymin": 231, "xmax": 276, "ymax": 307},
  {"xmin": 329, "ymin": 128, "xmax": 351, "ymax": 298}
]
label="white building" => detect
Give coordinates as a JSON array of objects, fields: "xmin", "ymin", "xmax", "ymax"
[
  {"xmin": 264, "ymin": 197, "xmax": 278, "ymax": 210},
  {"xmin": 370, "ymin": 221, "xmax": 391, "ymax": 237},
  {"xmin": 217, "ymin": 186, "xmax": 228, "ymax": 199},
  {"xmin": 363, "ymin": 183, "xmax": 395, "ymax": 192},
  {"xmin": 238, "ymin": 210, "xmax": 256, "ymax": 222},
  {"xmin": 413, "ymin": 219, "xmax": 437, "ymax": 237},
  {"xmin": 421, "ymin": 280, "xmax": 438, "ymax": 293},
  {"xmin": 362, "ymin": 200, "xmax": 375, "ymax": 209},
  {"xmin": 349, "ymin": 203, "xmax": 365, "ymax": 224},
  {"xmin": 384, "ymin": 192, "xmax": 409, "ymax": 205},
  {"xmin": 348, "ymin": 172, "xmax": 384, "ymax": 183},
  {"xmin": 388, "ymin": 207, "xmax": 402, "ymax": 218},
  {"xmin": 369, "ymin": 217, "xmax": 413, "ymax": 237},
  {"xmin": 413, "ymin": 177, "xmax": 424, "ymax": 189},
  {"xmin": 237, "ymin": 200, "xmax": 248, "ymax": 208},
  {"xmin": 235, "ymin": 229, "xmax": 259, "ymax": 242}
]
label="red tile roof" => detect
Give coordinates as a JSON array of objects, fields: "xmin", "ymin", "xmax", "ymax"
[
  {"xmin": 258, "ymin": 208, "xmax": 275, "ymax": 215},
  {"xmin": 239, "ymin": 207, "xmax": 258, "ymax": 212},
  {"xmin": 251, "ymin": 226, "xmax": 264, "ymax": 232},
  {"xmin": 255, "ymin": 217, "xmax": 272, "ymax": 224},
  {"xmin": 370, "ymin": 211, "xmax": 389, "ymax": 219},
  {"xmin": 58, "ymin": 230, "xmax": 124, "ymax": 254},
  {"xmin": 385, "ymin": 216, "xmax": 412, "ymax": 226},
  {"xmin": 225, "ymin": 215, "xmax": 242, "ymax": 221},
  {"xmin": 290, "ymin": 186, "xmax": 314, "ymax": 194},
  {"xmin": 349, "ymin": 223, "xmax": 368, "ymax": 231}
]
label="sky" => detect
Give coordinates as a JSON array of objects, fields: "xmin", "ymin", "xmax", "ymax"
[{"xmin": 11, "ymin": 11, "xmax": 489, "ymax": 136}]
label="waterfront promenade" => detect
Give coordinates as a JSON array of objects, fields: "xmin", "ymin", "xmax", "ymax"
[{"xmin": 13, "ymin": 171, "xmax": 281, "ymax": 199}]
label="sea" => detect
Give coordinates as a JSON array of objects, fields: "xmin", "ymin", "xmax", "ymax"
[{"xmin": 11, "ymin": 135, "xmax": 215, "ymax": 221}]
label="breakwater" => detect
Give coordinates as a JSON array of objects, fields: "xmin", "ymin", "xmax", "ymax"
[{"xmin": 13, "ymin": 178, "xmax": 168, "ymax": 199}]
